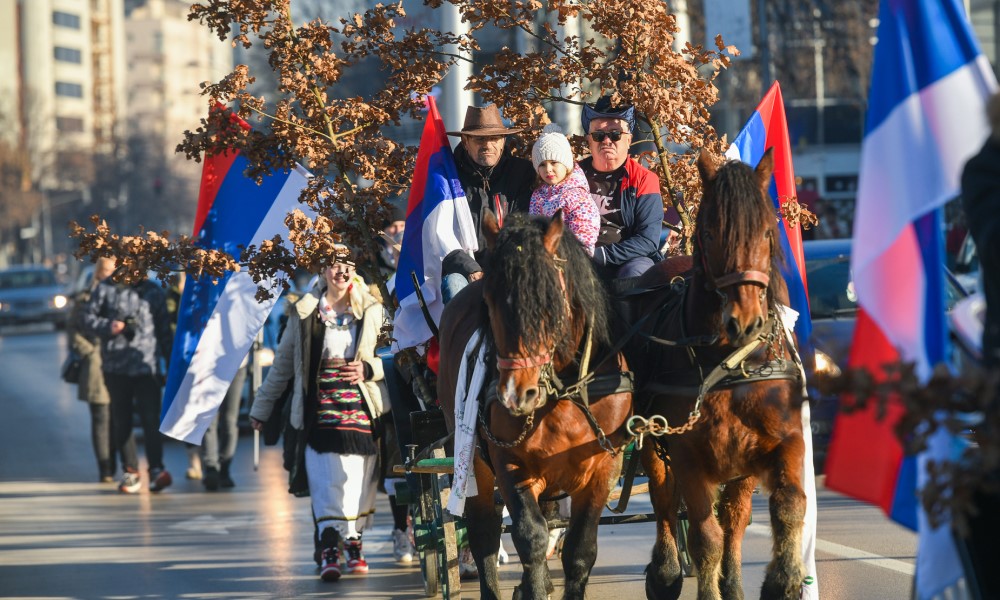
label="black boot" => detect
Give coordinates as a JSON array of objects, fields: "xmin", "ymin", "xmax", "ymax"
[
  {"xmin": 219, "ymin": 461, "xmax": 235, "ymax": 488},
  {"xmin": 203, "ymin": 467, "xmax": 220, "ymax": 491}
]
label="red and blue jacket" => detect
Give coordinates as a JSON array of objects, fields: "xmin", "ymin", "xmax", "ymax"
[{"xmin": 580, "ymin": 156, "xmax": 663, "ymax": 268}]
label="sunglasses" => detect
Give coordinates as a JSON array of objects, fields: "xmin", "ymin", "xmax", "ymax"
[{"xmin": 589, "ymin": 130, "xmax": 626, "ymax": 143}]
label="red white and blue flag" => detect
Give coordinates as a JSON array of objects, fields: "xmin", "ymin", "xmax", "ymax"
[
  {"xmin": 726, "ymin": 81, "xmax": 818, "ymax": 600},
  {"xmin": 824, "ymin": 0, "xmax": 997, "ymax": 597},
  {"xmin": 393, "ymin": 96, "xmax": 476, "ymax": 349},
  {"xmin": 160, "ymin": 108, "xmax": 312, "ymax": 444},
  {"xmin": 726, "ymin": 81, "xmax": 813, "ymax": 363}
]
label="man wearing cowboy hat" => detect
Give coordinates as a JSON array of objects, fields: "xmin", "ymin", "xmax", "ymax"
[{"xmin": 441, "ymin": 104, "xmax": 536, "ymax": 302}]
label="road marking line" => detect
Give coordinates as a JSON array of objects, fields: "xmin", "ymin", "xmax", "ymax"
[{"xmin": 746, "ymin": 523, "xmax": 915, "ymax": 575}]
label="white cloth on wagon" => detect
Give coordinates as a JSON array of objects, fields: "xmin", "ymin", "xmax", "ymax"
[
  {"xmin": 446, "ymin": 329, "xmax": 487, "ymax": 517},
  {"xmin": 306, "ymin": 448, "xmax": 378, "ymax": 539}
]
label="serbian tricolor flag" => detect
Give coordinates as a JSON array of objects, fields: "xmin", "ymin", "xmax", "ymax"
[
  {"xmin": 393, "ymin": 96, "xmax": 476, "ymax": 349},
  {"xmin": 726, "ymin": 81, "xmax": 819, "ymax": 600},
  {"xmin": 160, "ymin": 107, "xmax": 312, "ymax": 444},
  {"xmin": 824, "ymin": 0, "xmax": 997, "ymax": 597}
]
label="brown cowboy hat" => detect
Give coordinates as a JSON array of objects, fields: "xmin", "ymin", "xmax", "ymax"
[{"xmin": 446, "ymin": 104, "xmax": 524, "ymax": 137}]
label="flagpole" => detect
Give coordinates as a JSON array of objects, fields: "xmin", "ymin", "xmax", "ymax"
[{"xmin": 252, "ymin": 330, "xmax": 263, "ymax": 472}]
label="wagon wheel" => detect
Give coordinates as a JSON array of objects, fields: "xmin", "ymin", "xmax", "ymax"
[
  {"xmin": 676, "ymin": 502, "xmax": 695, "ymax": 577},
  {"xmin": 413, "ymin": 472, "xmax": 440, "ymax": 597}
]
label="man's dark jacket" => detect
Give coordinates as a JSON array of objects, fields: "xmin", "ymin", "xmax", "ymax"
[
  {"xmin": 961, "ymin": 137, "xmax": 1000, "ymax": 366},
  {"xmin": 441, "ymin": 143, "xmax": 535, "ymax": 278},
  {"xmin": 83, "ymin": 279, "xmax": 172, "ymax": 377}
]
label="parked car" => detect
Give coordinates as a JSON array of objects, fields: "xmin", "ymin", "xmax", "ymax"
[
  {"xmin": 0, "ymin": 266, "xmax": 70, "ymax": 329},
  {"xmin": 802, "ymin": 238, "xmax": 968, "ymax": 473}
]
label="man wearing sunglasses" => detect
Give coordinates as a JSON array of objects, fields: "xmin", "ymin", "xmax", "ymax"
[{"xmin": 580, "ymin": 97, "xmax": 663, "ymax": 279}]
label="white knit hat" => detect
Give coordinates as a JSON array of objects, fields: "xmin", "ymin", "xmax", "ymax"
[{"xmin": 532, "ymin": 123, "xmax": 574, "ymax": 171}]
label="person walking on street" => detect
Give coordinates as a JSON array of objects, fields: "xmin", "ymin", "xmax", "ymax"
[
  {"xmin": 201, "ymin": 363, "xmax": 247, "ymax": 490},
  {"xmin": 67, "ymin": 256, "xmax": 117, "ymax": 482},
  {"xmin": 441, "ymin": 104, "xmax": 536, "ymax": 302},
  {"xmin": 83, "ymin": 270, "xmax": 173, "ymax": 494},
  {"xmin": 579, "ymin": 96, "xmax": 663, "ymax": 279},
  {"xmin": 249, "ymin": 246, "xmax": 390, "ymax": 582}
]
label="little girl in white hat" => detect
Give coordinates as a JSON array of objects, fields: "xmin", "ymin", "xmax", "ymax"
[{"xmin": 529, "ymin": 123, "xmax": 600, "ymax": 255}]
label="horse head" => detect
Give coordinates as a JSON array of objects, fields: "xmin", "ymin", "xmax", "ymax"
[
  {"xmin": 695, "ymin": 148, "xmax": 781, "ymax": 346},
  {"xmin": 481, "ymin": 210, "xmax": 610, "ymax": 417}
]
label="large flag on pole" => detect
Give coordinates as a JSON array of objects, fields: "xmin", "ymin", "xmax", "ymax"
[
  {"xmin": 726, "ymin": 81, "xmax": 813, "ymax": 364},
  {"xmin": 393, "ymin": 96, "xmax": 477, "ymax": 349},
  {"xmin": 824, "ymin": 0, "xmax": 997, "ymax": 597},
  {"xmin": 160, "ymin": 107, "xmax": 313, "ymax": 444},
  {"xmin": 726, "ymin": 81, "xmax": 818, "ymax": 600}
]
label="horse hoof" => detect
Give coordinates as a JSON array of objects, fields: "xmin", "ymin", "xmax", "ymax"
[{"xmin": 644, "ymin": 562, "xmax": 683, "ymax": 600}]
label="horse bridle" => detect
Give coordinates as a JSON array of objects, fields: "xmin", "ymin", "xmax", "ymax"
[
  {"xmin": 695, "ymin": 229, "xmax": 771, "ymax": 303},
  {"xmin": 493, "ymin": 253, "xmax": 569, "ymax": 393}
]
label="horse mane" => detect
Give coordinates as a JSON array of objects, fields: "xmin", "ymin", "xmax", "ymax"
[
  {"xmin": 696, "ymin": 159, "xmax": 785, "ymax": 305},
  {"xmin": 483, "ymin": 212, "xmax": 611, "ymax": 365}
]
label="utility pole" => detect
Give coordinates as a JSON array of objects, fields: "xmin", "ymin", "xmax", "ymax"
[
  {"xmin": 758, "ymin": 0, "xmax": 772, "ymax": 88},
  {"xmin": 440, "ymin": 3, "xmax": 472, "ymax": 146},
  {"xmin": 813, "ymin": 7, "xmax": 826, "ymax": 147}
]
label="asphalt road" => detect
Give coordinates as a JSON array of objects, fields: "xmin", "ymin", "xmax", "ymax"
[{"xmin": 0, "ymin": 326, "xmax": 919, "ymax": 599}]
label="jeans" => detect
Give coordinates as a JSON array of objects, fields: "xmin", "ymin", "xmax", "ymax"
[
  {"xmin": 105, "ymin": 373, "xmax": 165, "ymax": 473},
  {"xmin": 201, "ymin": 367, "xmax": 247, "ymax": 470},
  {"xmin": 615, "ymin": 256, "xmax": 655, "ymax": 278},
  {"xmin": 89, "ymin": 403, "xmax": 115, "ymax": 477},
  {"xmin": 441, "ymin": 273, "xmax": 470, "ymax": 305}
]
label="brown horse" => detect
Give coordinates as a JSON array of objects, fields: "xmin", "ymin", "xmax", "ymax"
[
  {"xmin": 630, "ymin": 150, "xmax": 807, "ymax": 600},
  {"xmin": 437, "ymin": 211, "xmax": 633, "ymax": 600}
]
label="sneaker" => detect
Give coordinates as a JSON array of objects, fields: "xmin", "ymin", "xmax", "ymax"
[
  {"xmin": 118, "ymin": 472, "xmax": 141, "ymax": 494},
  {"xmin": 498, "ymin": 539, "xmax": 510, "ymax": 565},
  {"xmin": 203, "ymin": 467, "xmax": 220, "ymax": 492},
  {"xmin": 459, "ymin": 546, "xmax": 478, "ymax": 580},
  {"xmin": 344, "ymin": 538, "xmax": 369, "ymax": 574},
  {"xmin": 320, "ymin": 545, "xmax": 342, "ymax": 582},
  {"xmin": 149, "ymin": 468, "xmax": 173, "ymax": 493},
  {"xmin": 392, "ymin": 528, "xmax": 414, "ymax": 564}
]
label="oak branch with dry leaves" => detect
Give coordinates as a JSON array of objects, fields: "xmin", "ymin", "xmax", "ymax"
[{"xmin": 70, "ymin": 0, "xmax": 755, "ymax": 301}]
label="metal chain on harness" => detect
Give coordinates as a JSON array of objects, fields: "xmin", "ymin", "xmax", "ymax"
[
  {"xmin": 628, "ymin": 311, "xmax": 785, "ymax": 449},
  {"xmin": 479, "ymin": 408, "xmax": 535, "ymax": 449}
]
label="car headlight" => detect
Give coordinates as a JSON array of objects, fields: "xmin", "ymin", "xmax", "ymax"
[
  {"xmin": 256, "ymin": 347, "xmax": 275, "ymax": 368},
  {"xmin": 814, "ymin": 349, "xmax": 842, "ymax": 378},
  {"xmin": 52, "ymin": 295, "xmax": 68, "ymax": 309}
]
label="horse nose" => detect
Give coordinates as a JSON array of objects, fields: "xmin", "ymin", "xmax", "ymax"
[
  {"xmin": 746, "ymin": 315, "xmax": 765, "ymax": 338},
  {"xmin": 520, "ymin": 386, "xmax": 541, "ymax": 411},
  {"xmin": 725, "ymin": 315, "xmax": 765, "ymax": 344},
  {"xmin": 725, "ymin": 316, "xmax": 743, "ymax": 342}
]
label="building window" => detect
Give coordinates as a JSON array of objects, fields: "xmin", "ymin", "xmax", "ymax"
[
  {"xmin": 54, "ymin": 47, "xmax": 82, "ymax": 64},
  {"xmin": 52, "ymin": 11, "xmax": 81, "ymax": 29},
  {"xmin": 55, "ymin": 82, "xmax": 83, "ymax": 98},
  {"xmin": 56, "ymin": 117, "xmax": 84, "ymax": 132}
]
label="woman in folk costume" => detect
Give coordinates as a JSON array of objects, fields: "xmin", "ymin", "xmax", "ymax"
[{"xmin": 250, "ymin": 245, "xmax": 390, "ymax": 582}]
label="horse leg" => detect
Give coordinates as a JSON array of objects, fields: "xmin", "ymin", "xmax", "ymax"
[
  {"xmin": 560, "ymin": 470, "xmax": 615, "ymax": 600},
  {"xmin": 716, "ymin": 476, "xmax": 756, "ymax": 600},
  {"xmin": 499, "ymin": 477, "xmax": 553, "ymax": 599},
  {"xmin": 683, "ymin": 478, "xmax": 725, "ymax": 600},
  {"xmin": 641, "ymin": 442, "xmax": 683, "ymax": 600},
  {"xmin": 465, "ymin": 456, "xmax": 502, "ymax": 600},
  {"xmin": 759, "ymin": 439, "xmax": 807, "ymax": 600}
]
